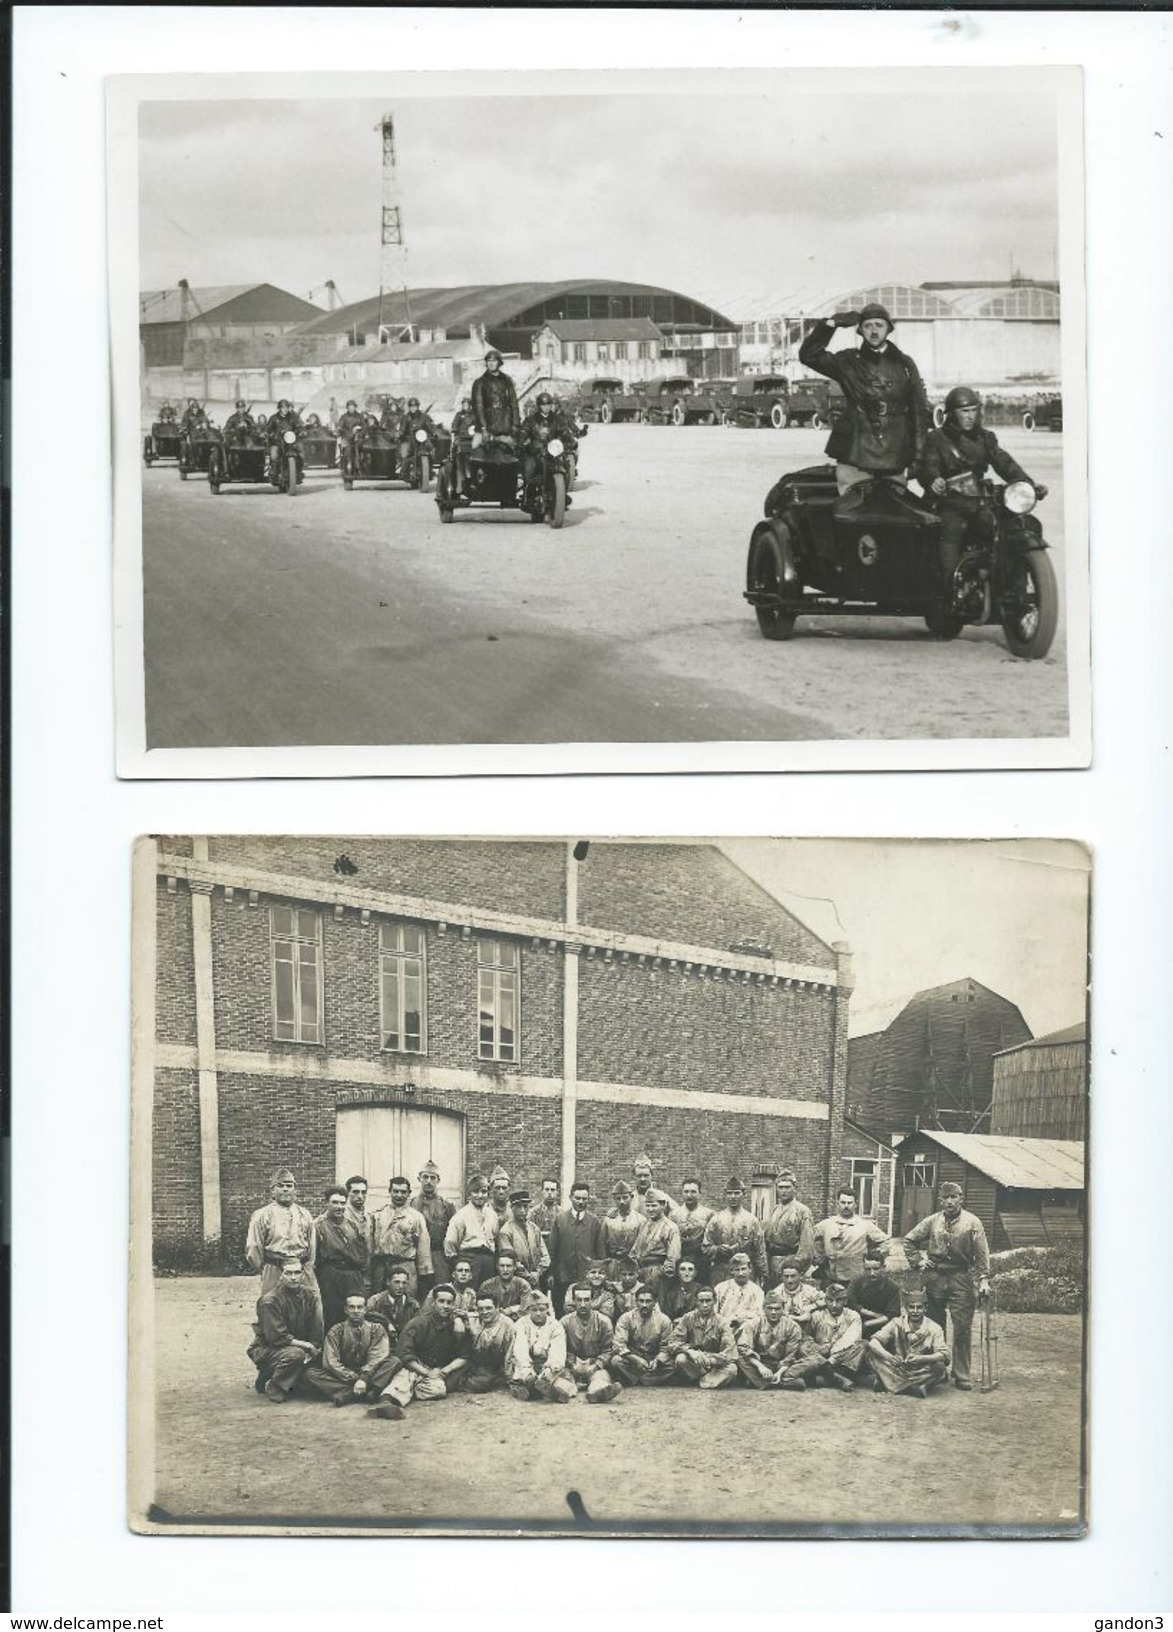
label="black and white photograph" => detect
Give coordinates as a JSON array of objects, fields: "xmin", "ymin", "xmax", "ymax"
[
  {"xmin": 131, "ymin": 836, "xmax": 1089, "ymax": 1536},
  {"xmin": 109, "ymin": 67, "xmax": 1088, "ymax": 777}
]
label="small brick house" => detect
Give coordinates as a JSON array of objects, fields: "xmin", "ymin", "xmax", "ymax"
[{"xmin": 150, "ymin": 838, "xmax": 854, "ymax": 1265}]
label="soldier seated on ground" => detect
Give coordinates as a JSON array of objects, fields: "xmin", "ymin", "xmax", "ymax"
[
  {"xmin": 667, "ymin": 1284, "xmax": 739, "ymax": 1390},
  {"xmin": 369, "ymin": 1282, "xmax": 471, "ymax": 1421},
  {"xmin": 774, "ymin": 1257, "xmax": 824, "ymax": 1332},
  {"xmin": 736, "ymin": 1289, "xmax": 824, "ymax": 1391},
  {"xmin": 867, "ymin": 1288, "xmax": 951, "ymax": 1397},
  {"xmin": 302, "ymin": 1293, "xmax": 396, "ymax": 1407},
  {"xmin": 562, "ymin": 1258, "xmax": 620, "ymax": 1323},
  {"xmin": 508, "ymin": 1290, "xmax": 572, "ymax": 1403},
  {"xmin": 246, "ymin": 1257, "xmax": 324, "ymax": 1404},
  {"xmin": 611, "ymin": 1286, "xmax": 674, "ymax": 1386},
  {"xmin": 846, "ymin": 1251, "xmax": 903, "ymax": 1340},
  {"xmin": 714, "ymin": 1251, "xmax": 766, "ymax": 1337},
  {"xmin": 460, "ymin": 1289, "xmax": 516, "ymax": 1394},
  {"xmin": 808, "ymin": 1280, "xmax": 867, "ymax": 1392},
  {"xmin": 560, "ymin": 1282, "xmax": 622, "ymax": 1403}
]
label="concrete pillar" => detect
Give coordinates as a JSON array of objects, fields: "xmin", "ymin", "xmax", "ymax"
[
  {"xmin": 190, "ymin": 836, "xmax": 222, "ymax": 1244},
  {"xmin": 560, "ymin": 843, "xmax": 582, "ymax": 1197},
  {"xmin": 823, "ymin": 940, "xmax": 856, "ymax": 1213}
]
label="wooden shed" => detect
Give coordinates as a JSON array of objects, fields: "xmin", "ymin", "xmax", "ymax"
[
  {"xmin": 991, "ymin": 1021, "xmax": 1087, "ymax": 1140},
  {"xmin": 894, "ymin": 1130, "xmax": 1085, "ymax": 1250}
]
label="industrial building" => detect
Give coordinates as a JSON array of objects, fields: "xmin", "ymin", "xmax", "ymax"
[
  {"xmin": 893, "ymin": 1129, "xmax": 1085, "ymax": 1249},
  {"xmin": 739, "ymin": 279, "xmax": 1061, "ymax": 394},
  {"xmin": 292, "ymin": 279, "xmax": 740, "ymax": 376},
  {"xmin": 991, "ymin": 1022, "xmax": 1088, "ymax": 1140},
  {"xmin": 847, "ymin": 977, "xmax": 1032, "ymax": 1140},
  {"xmin": 139, "ymin": 282, "xmax": 326, "ymax": 368},
  {"xmin": 151, "ymin": 838, "xmax": 854, "ymax": 1264}
]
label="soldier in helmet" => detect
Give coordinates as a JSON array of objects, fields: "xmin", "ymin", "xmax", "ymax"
[
  {"xmin": 450, "ymin": 395, "xmax": 477, "ymax": 500},
  {"xmin": 470, "ymin": 349, "xmax": 521, "ymax": 443},
  {"xmin": 397, "ymin": 395, "xmax": 439, "ymax": 478},
  {"xmin": 520, "ymin": 391, "xmax": 576, "ymax": 510},
  {"xmin": 335, "ymin": 399, "xmax": 367, "ymax": 442},
  {"xmin": 918, "ymin": 385, "xmax": 1049, "ymax": 589},
  {"xmin": 798, "ymin": 302, "xmax": 931, "ymax": 494},
  {"xmin": 224, "ymin": 399, "xmax": 254, "ymax": 436}
]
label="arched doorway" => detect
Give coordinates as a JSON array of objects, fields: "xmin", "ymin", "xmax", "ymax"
[{"xmin": 335, "ymin": 1103, "xmax": 465, "ymax": 1213}]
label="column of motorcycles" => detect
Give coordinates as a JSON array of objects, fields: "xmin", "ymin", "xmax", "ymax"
[{"xmin": 145, "ymin": 397, "xmax": 585, "ymax": 528}]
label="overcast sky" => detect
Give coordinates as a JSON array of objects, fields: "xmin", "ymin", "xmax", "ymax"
[
  {"xmin": 139, "ymin": 85, "xmax": 1060, "ymax": 318},
  {"xmin": 723, "ymin": 839, "xmax": 1088, "ymax": 1039}
]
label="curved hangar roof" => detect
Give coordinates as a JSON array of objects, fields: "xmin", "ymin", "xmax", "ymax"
[
  {"xmin": 294, "ymin": 280, "xmax": 738, "ymax": 339},
  {"xmin": 810, "ymin": 282, "xmax": 1060, "ymax": 322}
]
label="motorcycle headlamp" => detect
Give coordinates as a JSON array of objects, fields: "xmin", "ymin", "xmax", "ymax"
[
  {"xmin": 282, "ymin": 430, "xmax": 298, "ymax": 446},
  {"xmin": 547, "ymin": 438, "xmax": 564, "ymax": 457},
  {"xmin": 1002, "ymin": 481, "xmax": 1036, "ymax": 515},
  {"xmin": 415, "ymin": 428, "xmax": 428, "ymax": 443}
]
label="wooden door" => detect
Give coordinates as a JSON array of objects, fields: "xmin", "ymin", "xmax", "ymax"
[{"xmin": 335, "ymin": 1105, "xmax": 464, "ymax": 1213}]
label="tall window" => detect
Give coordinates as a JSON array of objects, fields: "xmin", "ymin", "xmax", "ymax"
[
  {"xmin": 478, "ymin": 938, "xmax": 520, "ymax": 1062},
  {"xmin": 613, "ymin": 342, "xmax": 628, "ymax": 361},
  {"xmin": 573, "ymin": 343, "xmax": 587, "ymax": 363},
  {"xmin": 270, "ymin": 905, "xmax": 322, "ymax": 1043},
  {"xmin": 380, "ymin": 922, "xmax": 426, "ymax": 1053},
  {"xmin": 637, "ymin": 342, "xmax": 652, "ymax": 360},
  {"xmin": 848, "ymin": 1158, "xmax": 877, "ymax": 1217}
]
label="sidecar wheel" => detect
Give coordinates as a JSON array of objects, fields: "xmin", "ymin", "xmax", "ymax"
[
  {"xmin": 439, "ymin": 506, "xmax": 453, "ymax": 523},
  {"xmin": 748, "ymin": 525, "xmax": 798, "ymax": 641},
  {"xmin": 1001, "ymin": 548, "xmax": 1058, "ymax": 659},
  {"xmin": 924, "ymin": 608, "xmax": 964, "ymax": 640}
]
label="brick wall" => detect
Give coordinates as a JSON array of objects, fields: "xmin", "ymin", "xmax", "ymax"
[
  {"xmin": 206, "ymin": 893, "xmax": 564, "ymax": 1077},
  {"xmin": 578, "ymin": 957, "xmax": 834, "ymax": 1099},
  {"xmin": 156, "ymin": 882, "xmax": 196, "ymax": 1047},
  {"xmin": 573, "ymin": 1100, "xmax": 829, "ymax": 1211},
  {"xmin": 209, "ymin": 1075, "xmax": 562, "ymax": 1260},
  {"xmin": 153, "ymin": 1066, "xmax": 203, "ymax": 1247},
  {"xmin": 199, "ymin": 837, "xmax": 568, "ymax": 921}
]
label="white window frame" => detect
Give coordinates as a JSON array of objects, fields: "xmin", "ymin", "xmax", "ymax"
[
  {"xmin": 477, "ymin": 937, "xmax": 520, "ymax": 1063},
  {"xmin": 380, "ymin": 921, "xmax": 427, "ymax": 1054},
  {"xmin": 847, "ymin": 1158, "xmax": 877, "ymax": 1218},
  {"xmin": 270, "ymin": 904, "xmax": 323, "ymax": 1044}
]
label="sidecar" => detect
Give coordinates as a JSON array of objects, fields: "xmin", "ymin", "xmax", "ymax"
[
  {"xmin": 744, "ymin": 464, "xmax": 949, "ymax": 639},
  {"xmin": 435, "ymin": 439, "xmax": 526, "ymax": 523},
  {"xmin": 143, "ymin": 420, "xmax": 183, "ymax": 465}
]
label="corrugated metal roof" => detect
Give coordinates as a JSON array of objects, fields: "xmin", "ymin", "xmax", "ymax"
[
  {"xmin": 139, "ymin": 285, "xmax": 258, "ymax": 324},
  {"xmin": 994, "ymin": 1021, "xmax": 1086, "ymax": 1056},
  {"xmin": 333, "ymin": 340, "xmax": 482, "ymax": 362},
  {"xmin": 918, "ymin": 1131, "xmax": 1085, "ymax": 1190}
]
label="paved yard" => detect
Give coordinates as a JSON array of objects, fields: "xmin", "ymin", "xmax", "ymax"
[{"xmin": 142, "ymin": 1276, "xmax": 1085, "ymax": 1536}]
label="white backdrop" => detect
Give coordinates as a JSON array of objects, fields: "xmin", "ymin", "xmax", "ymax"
[{"xmin": 11, "ymin": 4, "xmax": 1173, "ymax": 1615}]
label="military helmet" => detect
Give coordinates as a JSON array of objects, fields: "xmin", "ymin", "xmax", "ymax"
[
  {"xmin": 537, "ymin": 392, "xmax": 554, "ymax": 407},
  {"xmin": 346, "ymin": 399, "xmax": 358, "ymax": 410},
  {"xmin": 945, "ymin": 385, "xmax": 982, "ymax": 414},
  {"xmin": 857, "ymin": 302, "xmax": 894, "ymax": 332},
  {"xmin": 407, "ymin": 397, "xmax": 420, "ymax": 410},
  {"xmin": 484, "ymin": 349, "xmax": 503, "ymax": 365},
  {"xmin": 278, "ymin": 398, "xmax": 292, "ymax": 412}
]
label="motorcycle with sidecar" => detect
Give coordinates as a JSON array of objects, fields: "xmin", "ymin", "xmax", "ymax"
[
  {"xmin": 743, "ymin": 464, "xmax": 1058, "ymax": 659},
  {"xmin": 435, "ymin": 432, "xmax": 569, "ymax": 527},
  {"xmin": 143, "ymin": 416, "xmax": 183, "ymax": 466}
]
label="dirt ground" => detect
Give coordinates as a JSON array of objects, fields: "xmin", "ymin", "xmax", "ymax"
[
  {"xmin": 140, "ymin": 424, "xmax": 1071, "ymax": 748},
  {"xmin": 145, "ymin": 1276, "xmax": 1085, "ymax": 1535}
]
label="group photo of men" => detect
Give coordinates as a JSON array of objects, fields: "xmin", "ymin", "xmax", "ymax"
[{"xmin": 245, "ymin": 1154, "xmax": 992, "ymax": 1421}]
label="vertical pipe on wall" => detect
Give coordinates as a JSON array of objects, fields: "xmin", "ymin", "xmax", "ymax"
[
  {"xmin": 190, "ymin": 836, "xmax": 222, "ymax": 1245},
  {"xmin": 560, "ymin": 842, "xmax": 583, "ymax": 1197}
]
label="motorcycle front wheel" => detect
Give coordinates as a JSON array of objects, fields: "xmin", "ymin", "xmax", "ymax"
[
  {"xmin": 924, "ymin": 608, "xmax": 964, "ymax": 640},
  {"xmin": 417, "ymin": 454, "xmax": 431, "ymax": 492},
  {"xmin": 1001, "ymin": 548, "xmax": 1058, "ymax": 659},
  {"xmin": 547, "ymin": 471, "xmax": 567, "ymax": 529}
]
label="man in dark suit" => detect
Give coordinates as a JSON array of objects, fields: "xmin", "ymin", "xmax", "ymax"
[{"xmin": 549, "ymin": 1181, "xmax": 602, "ymax": 1315}]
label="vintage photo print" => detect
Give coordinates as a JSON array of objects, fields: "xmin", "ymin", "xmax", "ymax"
[
  {"xmin": 108, "ymin": 66, "xmax": 1089, "ymax": 777},
  {"xmin": 130, "ymin": 836, "xmax": 1090, "ymax": 1536}
]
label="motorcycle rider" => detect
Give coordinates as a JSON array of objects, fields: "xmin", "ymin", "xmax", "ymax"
[
  {"xmin": 335, "ymin": 399, "xmax": 367, "ymax": 443},
  {"xmin": 224, "ymin": 400, "xmax": 254, "ymax": 437},
  {"xmin": 267, "ymin": 398, "xmax": 303, "ymax": 483},
  {"xmin": 398, "ymin": 396, "xmax": 439, "ymax": 481},
  {"xmin": 798, "ymin": 303, "xmax": 930, "ymax": 496},
  {"xmin": 450, "ymin": 395, "xmax": 476, "ymax": 500},
  {"xmin": 520, "ymin": 392, "xmax": 575, "ymax": 512},
  {"xmin": 181, "ymin": 397, "xmax": 204, "ymax": 431},
  {"xmin": 471, "ymin": 349, "xmax": 521, "ymax": 446},
  {"xmin": 918, "ymin": 385, "xmax": 1048, "ymax": 588}
]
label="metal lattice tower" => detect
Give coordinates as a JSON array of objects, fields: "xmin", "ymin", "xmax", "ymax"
[{"xmin": 377, "ymin": 112, "xmax": 413, "ymax": 342}]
